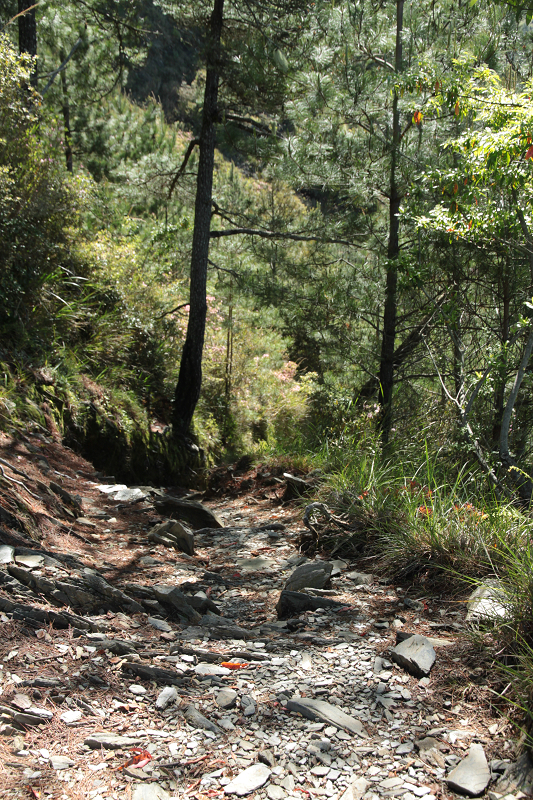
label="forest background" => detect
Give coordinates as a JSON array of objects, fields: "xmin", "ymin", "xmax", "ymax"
[{"xmin": 3, "ymin": 0, "xmax": 533, "ymax": 745}]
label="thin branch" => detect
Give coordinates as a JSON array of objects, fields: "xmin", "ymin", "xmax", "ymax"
[
  {"xmin": 168, "ymin": 139, "xmax": 200, "ymax": 200},
  {"xmin": 209, "ymin": 226, "xmax": 361, "ymax": 248},
  {"xmin": 41, "ymin": 38, "xmax": 83, "ymax": 96},
  {"xmin": 155, "ymin": 303, "xmax": 189, "ymax": 320},
  {"xmin": 207, "ymin": 258, "xmax": 240, "ymax": 278}
]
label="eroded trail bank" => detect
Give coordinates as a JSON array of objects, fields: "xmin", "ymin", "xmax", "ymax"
[{"xmin": 0, "ymin": 429, "xmax": 529, "ymax": 800}]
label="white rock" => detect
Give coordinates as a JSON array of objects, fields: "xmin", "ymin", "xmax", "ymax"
[{"xmin": 224, "ymin": 764, "xmax": 271, "ymax": 795}]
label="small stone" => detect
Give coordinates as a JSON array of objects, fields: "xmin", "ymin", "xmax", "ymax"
[
  {"xmin": 60, "ymin": 709, "xmax": 82, "ymax": 724},
  {"xmin": 396, "ymin": 742, "xmax": 414, "ymax": 755},
  {"xmin": 267, "ymin": 786, "xmax": 286, "ymax": 800},
  {"xmin": 346, "ymin": 571, "xmax": 373, "ymax": 585},
  {"xmin": 84, "ymin": 733, "xmax": 141, "ymax": 750},
  {"xmin": 216, "ymin": 689, "xmax": 238, "ymax": 710},
  {"xmin": 446, "ymin": 743, "xmax": 491, "ymax": 797},
  {"xmin": 224, "ymin": 764, "xmax": 271, "ymax": 795},
  {"xmin": 287, "ymin": 697, "xmax": 367, "ymax": 737},
  {"xmin": 195, "ymin": 663, "xmax": 231, "ymax": 676},
  {"xmin": 50, "ymin": 755, "xmax": 75, "ymax": 770},
  {"xmin": 339, "ymin": 778, "xmax": 370, "ymax": 800},
  {"xmin": 129, "ymin": 684, "xmax": 147, "ymax": 695},
  {"xmin": 155, "ymin": 686, "xmax": 178, "ymax": 710},
  {"xmin": 148, "ymin": 617, "xmax": 172, "ymax": 632},
  {"xmin": 259, "ymin": 750, "xmax": 276, "ymax": 768},
  {"xmin": 311, "ymin": 766, "xmax": 330, "ymax": 776}
]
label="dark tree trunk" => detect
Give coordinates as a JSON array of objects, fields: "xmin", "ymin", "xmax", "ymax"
[
  {"xmin": 59, "ymin": 50, "xmax": 73, "ymax": 173},
  {"xmin": 172, "ymin": 0, "xmax": 224, "ymax": 438},
  {"xmin": 18, "ymin": 0, "xmax": 37, "ymax": 86},
  {"xmin": 492, "ymin": 266, "xmax": 510, "ymax": 447},
  {"xmin": 377, "ymin": 0, "xmax": 403, "ymax": 448}
]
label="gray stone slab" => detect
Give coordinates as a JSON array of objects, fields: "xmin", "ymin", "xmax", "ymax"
[
  {"xmin": 285, "ymin": 697, "xmax": 368, "ymax": 737},
  {"xmin": 390, "ymin": 634, "xmax": 436, "ymax": 678},
  {"xmin": 184, "ymin": 704, "xmax": 223, "ymax": 735},
  {"xmin": 84, "ymin": 732, "xmax": 141, "ymax": 750},
  {"xmin": 216, "ymin": 689, "xmax": 238, "ymax": 710},
  {"xmin": 446, "ymin": 743, "xmax": 491, "ymax": 797},
  {"xmin": 50, "ymin": 755, "xmax": 75, "ymax": 770},
  {"xmin": 284, "ymin": 561, "xmax": 333, "ymax": 591},
  {"xmin": 224, "ymin": 764, "xmax": 271, "ymax": 795},
  {"xmin": 154, "ymin": 496, "xmax": 224, "ymax": 530},
  {"xmin": 14, "ymin": 554, "xmax": 44, "ymax": 568},
  {"xmin": 153, "ymin": 585, "xmax": 202, "ymax": 623},
  {"xmin": 194, "ymin": 662, "xmax": 231, "ymax": 676}
]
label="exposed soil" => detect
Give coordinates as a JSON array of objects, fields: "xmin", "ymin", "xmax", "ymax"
[{"xmin": 0, "ymin": 427, "xmax": 518, "ymax": 800}]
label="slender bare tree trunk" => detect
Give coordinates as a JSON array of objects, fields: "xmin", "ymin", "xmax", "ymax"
[
  {"xmin": 378, "ymin": 0, "xmax": 403, "ymax": 449},
  {"xmin": 172, "ymin": 0, "xmax": 224, "ymax": 438}
]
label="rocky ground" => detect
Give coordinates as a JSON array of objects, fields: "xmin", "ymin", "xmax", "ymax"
[{"xmin": 0, "ymin": 427, "xmax": 530, "ymax": 800}]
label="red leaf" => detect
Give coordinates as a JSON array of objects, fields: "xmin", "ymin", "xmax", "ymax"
[{"xmin": 526, "ymin": 145, "xmax": 533, "ymax": 160}]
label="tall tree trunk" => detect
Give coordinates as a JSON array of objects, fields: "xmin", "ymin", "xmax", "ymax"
[
  {"xmin": 59, "ymin": 49, "xmax": 73, "ymax": 173},
  {"xmin": 172, "ymin": 0, "xmax": 224, "ymax": 438},
  {"xmin": 18, "ymin": 0, "xmax": 37, "ymax": 86},
  {"xmin": 492, "ymin": 265, "xmax": 510, "ymax": 447},
  {"xmin": 377, "ymin": 0, "xmax": 403, "ymax": 448}
]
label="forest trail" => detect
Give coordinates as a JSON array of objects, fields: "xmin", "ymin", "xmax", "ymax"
[{"xmin": 0, "ymin": 430, "xmax": 522, "ymax": 800}]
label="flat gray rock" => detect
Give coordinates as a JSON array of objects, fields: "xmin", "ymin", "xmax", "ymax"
[
  {"xmin": 284, "ymin": 561, "xmax": 333, "ymax": 591},
  {"xmin": 153, "ymin": 585, "xmax": 202, "ymax": 623},
  {"xmin": 132, "ymin": 785, "xmax": 170, "ymax": 800},
  {"xmin": 194, "ymin": 662, "xmax": 231, "ymax": 676},
  {"xmin": 154, "ymin": 496, "xmax": 224, "ymax": 530},
  {"xmin": 148, "ymin": 616, "xmax": 172, "ymax": 632},
  {"xmin": 112, "ymin": 487, "xmax": 147, "ymax": 502},
  {"xmin": 446, "ymin": 743, "xmax": 491, "ymax": 797},
  {"xmin": 216, "ymin": 689, "xmax": 238, "ymax": 710},
  {"xmin": 184, "ymin": 704, "xmax": 223, "ymax": 735},
  {"xmin": 14, "ymin": 554, "xmax": 44, "ymax": 568},
  {"xmin": 84, "ymin": 732, "xmax": 141, "ymax": 750},
  {"xmin": 285, "ymin": 697, "xmax": 368, "ymax": 737},
  {"xmin": 50, "ymin": 755, "xmax": 75, "ymax": 770},
  {"xmin": 390, "ymin": 634, "xmax": 436, "ymax": 678},
  {"xmin": 224, "ymin": 764, "xmax": 271, "ymax": 795}
]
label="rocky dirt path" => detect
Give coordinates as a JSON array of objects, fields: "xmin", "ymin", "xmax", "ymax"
[{"xmin": 0, "ymin": 429, "xmax": 528, "ymax": 800}]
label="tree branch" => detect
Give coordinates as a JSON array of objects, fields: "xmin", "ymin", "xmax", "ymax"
[
  {"xmin": 168, "ymin": 139, "xmax": 200, "ymax": 199},
  {"xmin": 209, "ymin": 226, "xmax": 361, "ymax": 247}
]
